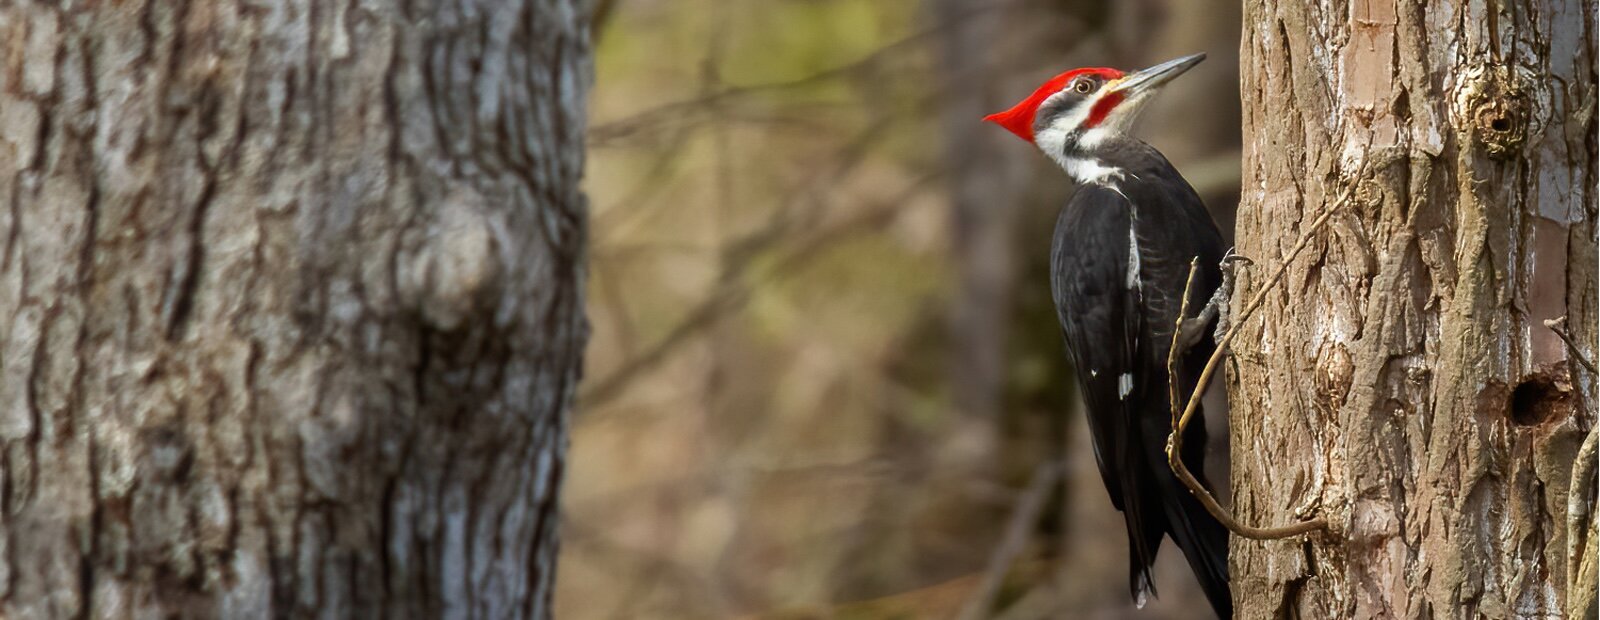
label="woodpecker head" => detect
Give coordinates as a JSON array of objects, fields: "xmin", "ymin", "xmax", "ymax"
[{"xmin": 985, "ymin": 53, "xmax": 1205, "ymax": 181}]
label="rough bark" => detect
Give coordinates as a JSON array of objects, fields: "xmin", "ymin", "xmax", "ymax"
[
  {"xmin": 0, "ymin": 1, "xmax": 590, "ymax": 618},
  {"xmin": 1232, "ymin": 0, "xmax": 1596, "ymax": 617}
]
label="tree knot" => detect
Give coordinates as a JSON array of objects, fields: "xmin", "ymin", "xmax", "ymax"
[
  {"xmin": 1450, "ymin": 65, "xmax": 1548, "ymax": 159},
  {"xmin": 398, "ymin": 188, "xmax": 504, "ymax": 331}
]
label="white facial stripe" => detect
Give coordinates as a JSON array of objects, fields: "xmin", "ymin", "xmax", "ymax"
[
  {"xmin": 1042, "ymin": 89, "xmax": 1094, "ymax": 134},
  {"xmin": 1033, "ymin": 89, "xmax": 1084, "ymax": 172},
  {"xmin": 1034, "ymin": 124, "xmax": 1072, "ymax": 171},
  {"xmin": 1033, "ymin": 87, "xmax": 1134, "ymax": 184}
]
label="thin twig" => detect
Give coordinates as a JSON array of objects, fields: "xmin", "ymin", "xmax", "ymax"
[
  {"xmin": 581, "ymin": 173, "xmax": 940, "ymax": 409},
  {"xmin": 1567, "ymin": 427, "xmax": 1598, "ymax": 598},
  {"xmin": 1163, "ymin": 184, "xmax": 1358, "ymax": 540},
  {"xmin": 988, "ymin": 581, "xmax": 1061, "ymax": 620},
  {"xmin": 1167, "ymin": 271, "xmax": 1191, "ymax": 433},
  {"xmin": 1545, "ymin": 316, "xmax": 1597, "ymax": 375},
  {"xmin": 585, "ymin": 0, "xmax": 1039, "ymax": 145},
  {"xmin": 954, "ymin": 463, "xmax": 1061, "ymax": 620}
]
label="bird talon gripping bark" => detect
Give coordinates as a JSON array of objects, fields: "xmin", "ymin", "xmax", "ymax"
[
  {"xmin": 1209, "ymin": 248, "xmax": 1248, "ymax": 346},
  {"xmin": 986, "ymin": 53, "xmax": 1233, "ymax": 618},
  {"xmin": 1179, "ymin": 249, "xmax": 1249, "ymax": 351}
]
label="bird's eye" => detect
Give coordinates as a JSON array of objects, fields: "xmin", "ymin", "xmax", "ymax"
[{"xmin": 1074, "ymin": 80, "xmax": 1094, "ymax": 94}]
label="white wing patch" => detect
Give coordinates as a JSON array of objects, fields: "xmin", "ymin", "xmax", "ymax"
[
  {"xmin": 1118, "ymin": 372, "xmax": 1134, "ymax": 399},
  {"xmin": 1125, "ymin": 226, "xmax": 1141, "ymax": 290}
]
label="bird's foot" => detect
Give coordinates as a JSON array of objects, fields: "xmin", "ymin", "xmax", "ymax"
[
  {"xmin": 1177, "ymin": 249, "xmax": 1251, "ymax": 352},
  {"xmin": 1211, "ymin": 249, "xmax": 1252, "ymax": 344}
]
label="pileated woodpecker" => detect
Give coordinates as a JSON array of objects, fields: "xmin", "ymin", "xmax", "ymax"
[{"xmin": 985, "ymin": 53, "xmax": 1232, "ymax": 617}]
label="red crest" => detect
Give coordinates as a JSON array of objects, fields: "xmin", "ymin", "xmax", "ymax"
[{"xmin": 984, "ymin": 68, "xmax": 1124, "ymax": 142}]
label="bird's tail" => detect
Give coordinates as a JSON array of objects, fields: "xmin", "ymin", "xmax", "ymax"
[
  {"xmin": 1125, "ymin": 503, "xmax": 1164, "ymax": 608},
  {"xmin": 1116, "ymin": 423, "xmax": 1167, "ymax": 609}
]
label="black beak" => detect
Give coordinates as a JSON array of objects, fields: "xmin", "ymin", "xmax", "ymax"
[{"xmin": 1111, "ymin": 53, "xmax": 1206, "ymax": 98}]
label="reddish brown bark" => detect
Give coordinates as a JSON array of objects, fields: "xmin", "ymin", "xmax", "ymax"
[{"xmin": 1230, "ymin": 0, "xmax": 1596, "ymax": 617}]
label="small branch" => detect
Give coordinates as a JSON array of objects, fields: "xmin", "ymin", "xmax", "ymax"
[
  {"xmin": 1567, "ymin": 426, "xmax": 1598, "ymax": 600},
  {"xmin": 954, "ymin": 463, "xmax": 1061, "ymax": 620},
  {"xmin": 1544, "ymin": 316, "xmax": 1597, "ymax": 375},
  {"xmin": 1561, "ymin": 311, "xmax": 1600, "ymax": 614},
  {"xmin": 1167, "ymin": 261, "xmax": 1326, "ymax": 539},
  {"xmin": 1165, "ymin": 177, "xmax": 1364, "ymax": 540}
]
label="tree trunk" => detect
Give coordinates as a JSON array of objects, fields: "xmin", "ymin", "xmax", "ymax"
[
  {"xmin": 0, "ymin": 1, "xmax": 590, "ymax": 618},
  {"xmin": 1231, "ymin": 0, "xmax": 1596, "ymax": 617},
  {"xmin": 935, "ymin": 0, "xmax": 1025, "ymax": 425}
]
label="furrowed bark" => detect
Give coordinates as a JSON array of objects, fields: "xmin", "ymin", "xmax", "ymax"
[
  {"xmin": 0, "ymin": 1, "xmax": 590, "ymax": 617},
  {"xmin": 1233, "ymin": 0, "xmax": 1596, "ymax": 617}
]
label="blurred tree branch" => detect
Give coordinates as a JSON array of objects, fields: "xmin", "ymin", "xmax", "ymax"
[
  {"xmin": 583, "ymin": 168, "xmax": 940, "ymax": 410},
  {"xmin": 591, "ymin": 0, "xmax": 622, "ymax": 43},
  {"xmin": 955, "ymin": 463, "xmax": 1061, "ymax": 620},
  {"xmin": 563, "ymin": 517, "xmax": 730, "ymax": 618},
  {"xmin": 587, "ymin": 0, "xmax": 1041, "ymax": 147}
]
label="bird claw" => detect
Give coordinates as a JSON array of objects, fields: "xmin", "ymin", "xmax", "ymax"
[
  {"xmin": 1176, "ymin": 250, "xmax": 1251, "ymax": 353},
  {"xmin": 1215, "ymin": 251, "xmax": 1243, "ymax": 303},
  {"xmin": 1220, "ymin": 247, "xmax": 1253, "ymax": 267},
  {"xmin": 1212, "ymin": 248, "xmax": 1250, "ymax": 344}
]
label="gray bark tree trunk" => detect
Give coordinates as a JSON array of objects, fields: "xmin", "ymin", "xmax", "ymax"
[
  {"xmin": 1231, "ymin": 0, "xmax": 1595, "ymax": 617},
  {"xmin": 935, "ymin": 0, "xmax": 1025, "ymax": 425},
  {"xmin": 0, "ymin": 1, "xmax": 590, "ymax": 618}
]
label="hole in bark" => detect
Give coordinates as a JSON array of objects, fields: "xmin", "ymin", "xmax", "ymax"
[
  {"xmin": 1470, "ymin": 96, "xmax": 1528, "ymax": 158},
  {"xmin": 141, "ymin": 423, "xmax": 198, "ymax": 482},
  {"xmin": 1454, "ymin": 65, "xmax": 1548, "ymax": 160},
  {"xmin": 1392, "ymin": 88, "xmax": 1411, "ymax": 121},
  {"xmin": 1509, "ymin": 376, "xmax": 1566, "ymax": 426}
]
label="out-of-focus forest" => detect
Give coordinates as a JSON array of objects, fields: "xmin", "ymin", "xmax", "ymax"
[{"xmin": 560, "ymin": 0, "xmax": 1244, "ymax": 617}]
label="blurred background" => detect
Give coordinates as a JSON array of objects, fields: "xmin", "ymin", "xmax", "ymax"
[{"xmin": 560, "ymin": 0, "xmax": 1243, "ymax": 617}]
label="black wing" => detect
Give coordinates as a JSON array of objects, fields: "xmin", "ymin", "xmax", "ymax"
[
  {"xmin": 1050, "ymin": 185, "xmax": 1165, "ymax": 602},
  {"xmin": 1117, "ymin": 168, "xmax": 1233, "ymax": 619}
]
